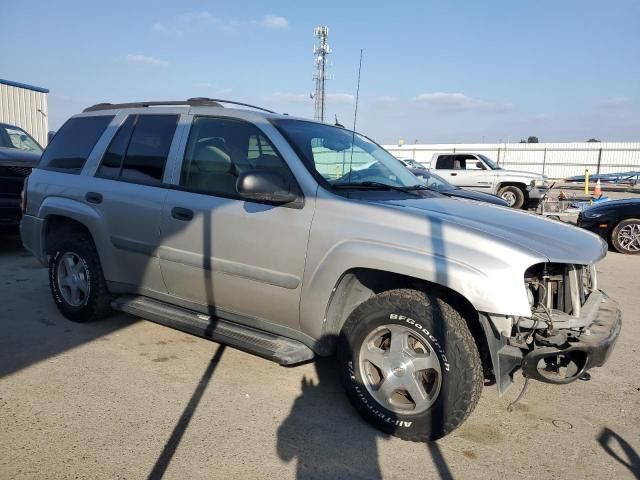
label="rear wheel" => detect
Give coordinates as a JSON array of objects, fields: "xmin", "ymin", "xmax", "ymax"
[
  {"xmin": 611, "ymin": 218, "xmax": 640, "ymax": 254},
  {"xmin": 498, "ymin": 185, "xmax": 525, "ymax": 209},
  {"xmin": 49, "ymin": 233, "xmax": 113, "ymax": 322},
  {"xmin": 338, "ymin": 289, "xmax": 483, "ymax": 442}
]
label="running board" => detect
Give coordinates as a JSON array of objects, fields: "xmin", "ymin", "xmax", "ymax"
[{"xmin": 111, "ymin": 295, "xmax": 314, "ymax": 365}]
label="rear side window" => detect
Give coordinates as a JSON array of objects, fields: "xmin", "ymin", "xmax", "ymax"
[
  {"xmin": 96, "ymin": 114, "xmax": 178, "ymax": 184},
  {"xmin": 39, "ymin": 116, "xmax": 114, "ymax": 173}
]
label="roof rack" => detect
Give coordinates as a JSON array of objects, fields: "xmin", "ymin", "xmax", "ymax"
[{"xmin": 83, "ymin": 98, "xmax": 276, "ymax": 114}]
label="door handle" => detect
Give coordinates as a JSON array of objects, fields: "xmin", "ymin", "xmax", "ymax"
[
  {"xmin": 171, "ymin": 207, "xmax": 194, "ymax": 221},
  {"xmin": 450, "ymin": 173, "xmax": 457, "ymax": 176},
  {"xmin": 85, "ymin": 192, "xmax": 103, "ymax": 204}
]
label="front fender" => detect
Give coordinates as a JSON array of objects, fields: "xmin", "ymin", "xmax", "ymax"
[{"xmin": 299, "ymin": 239, "xmax": 534, "ymax": 340}]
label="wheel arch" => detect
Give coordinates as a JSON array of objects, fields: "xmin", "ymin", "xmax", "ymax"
[
  {"xmin": 316, "ymin": 267, "xmax": 493, "ymax": 377},
  {"xmin": 38, "ymin": 197, "xmax": 107, "ymax": 267}
]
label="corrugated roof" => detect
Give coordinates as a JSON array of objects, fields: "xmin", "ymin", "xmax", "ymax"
[{"xmin": 0, "ymin": 78, "xmax": 49, "ymax": 94}]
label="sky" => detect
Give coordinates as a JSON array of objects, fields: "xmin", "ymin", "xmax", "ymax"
[{"xmin": 3, "ymin": 0, "xmax": 639, "ymax": 144}]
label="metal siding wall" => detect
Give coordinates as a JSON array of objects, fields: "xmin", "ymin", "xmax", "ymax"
[
  {"xmin": 0, "ymin": 84, "xmax": 49, "ymax": 147},
  {"xmin": 384, "ymin": 143, "xmax": 640, "ymax": 179}
]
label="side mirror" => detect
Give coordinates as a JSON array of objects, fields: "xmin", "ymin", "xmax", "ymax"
[
  {"xmin": 236, "ymin": 170, "xmax": 298, "ymax": 204},
  {"xmin": 475, "ymin": 161, "xmax": 487, "ymax": 170}
]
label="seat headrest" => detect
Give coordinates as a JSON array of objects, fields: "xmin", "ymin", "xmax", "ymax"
[{"xmin": 195, "ymin": 146, "xmax": 232, "ymax": 173}]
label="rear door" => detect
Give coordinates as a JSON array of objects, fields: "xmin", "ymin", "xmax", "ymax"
[
  {"xmin": 88, "ymin": 113, "xmax": 181, "ymax": 293},
  {"xmin": 158, "ymin": 115, "xmax": 315, "ymax": 330}
]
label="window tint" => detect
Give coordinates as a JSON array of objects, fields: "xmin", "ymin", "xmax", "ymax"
[
  {"xmin": 39, "ymin": 116, "xmax": 113, "ymax": 173},
  {"xmin": 181, "ymin": 117, "xmax": 297, "ymax": 199},
  {"xmin": 96, "ymin": 116, "xmax": 135, "ymax": 179},
  {"xmin": 436, "ymin": 155, "xmax": 454, "ymax": 169},
  {"xmin": 121, "ymin": 115, "xmax": 178, "ymax": 184},
  {"xmin": 96, "ymin": 114, "xmax": 178, "ymax": 184}
]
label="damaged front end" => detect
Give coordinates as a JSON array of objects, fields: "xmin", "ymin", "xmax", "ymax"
[{"xmin": 479, "ymin": 263, "xmax": 622, "ymax": 395}]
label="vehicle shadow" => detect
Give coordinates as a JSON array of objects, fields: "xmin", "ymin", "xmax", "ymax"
[
  {"xmin": 277, "ymin": 356, "xmax": 385, "ymax": 480},
  {"xmin": 0, "ymin": 227, "xmax": 137, "ymax": 378},
  {"xmin": 597, "ymin": 427, "xmax": 640, "ymax": 479}
]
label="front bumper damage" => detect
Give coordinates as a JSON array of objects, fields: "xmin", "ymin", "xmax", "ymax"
[{"xmin": 479, "ymin": 290, "xmax": 621, "ymax": 395}]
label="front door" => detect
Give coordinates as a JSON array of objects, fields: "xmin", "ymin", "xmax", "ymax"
[
  {"xmin": 158, "ymin": 116, "xmax": 315, "ymax": 330},
  {"xmin": 436, "ymin": 154, "xmax": 493, "ymax": 192}
]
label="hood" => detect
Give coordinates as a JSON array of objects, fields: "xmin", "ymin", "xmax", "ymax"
[
  {"xmin": 443, "ymin": 188, "xmax": 508, "ymax": 206},
  {"xmin": 375, "ymin": 197, "xmax": 607, "ymax": 264},
  {"xmin": 0, "ymin": 147, "xmax": 40, "ymax": 167},
  {"xmin": 498, "ymin": 169, "xmax": 544, "ymax": 180},
  {"xmin": 587, "ymin": 198, "xmax": 640, "ymax": 211}
]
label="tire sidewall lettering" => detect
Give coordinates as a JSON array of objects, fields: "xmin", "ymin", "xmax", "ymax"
[{"xmin": 389, "ymin": 313, "xmax": 450, "ymax": 372}]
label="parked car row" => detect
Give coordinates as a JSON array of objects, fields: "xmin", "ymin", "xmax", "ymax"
[{"xmin": 18, "ymin": 98, "xmax": 622, "ymax": 443}]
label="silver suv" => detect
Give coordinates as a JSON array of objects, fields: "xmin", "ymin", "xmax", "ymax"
[{"xmin": 21, "ymin": 98, "xmax": 621, "ymax": 442}]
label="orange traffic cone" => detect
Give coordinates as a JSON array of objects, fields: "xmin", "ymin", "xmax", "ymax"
[{"xmin": 593, "ymin": 178, "xmax": 602, "ymax": 197}]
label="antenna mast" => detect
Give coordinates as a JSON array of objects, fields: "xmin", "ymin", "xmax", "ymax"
[{"xmin": 312, "ymin": 26, "xmax": 331, "ymax": 122}]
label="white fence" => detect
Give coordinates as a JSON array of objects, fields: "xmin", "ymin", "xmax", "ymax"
[{"xmin": 383, "ymin": 142, "xmax": 640, "ymax": 179}]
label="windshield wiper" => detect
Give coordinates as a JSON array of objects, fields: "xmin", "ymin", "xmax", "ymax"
[{"xmin": 332, "ymin": 181, "xmax": 424, "ymax": 197}]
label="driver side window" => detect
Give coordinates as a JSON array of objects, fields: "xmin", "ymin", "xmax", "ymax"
[{"xmin": 180, "ymin": 116, "xmax": 297, "ymax": 199}]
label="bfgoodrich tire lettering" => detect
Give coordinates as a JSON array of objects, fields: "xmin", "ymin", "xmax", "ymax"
[
  {"xmin": 49, "ymin": 233, "xmax": 113, "ymax": 322},
  {"xmin": 338, "ymin": 289, "xmax": 483, "ymax": 442}
]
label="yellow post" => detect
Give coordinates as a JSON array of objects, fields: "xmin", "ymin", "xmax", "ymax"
[{"xmin": 584, "ymin": 169, "xmax": 589, "ymax": 195}]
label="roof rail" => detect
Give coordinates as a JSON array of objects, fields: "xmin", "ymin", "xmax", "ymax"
[
  {"xmin": 83, "ymin": 98, "xmax": 276, "ymax": 114},
  {"xmin": 83, "ymin": 99, "xmax": 224, "ymax": 112},
  {"xmin": 187, "ymin": 98, "xmax": 276, "ymax": 114}
]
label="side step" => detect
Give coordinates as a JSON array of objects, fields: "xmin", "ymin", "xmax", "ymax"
[{"xmin": 112, "ymin": 295, "xmax": 314, "ymax": 365}]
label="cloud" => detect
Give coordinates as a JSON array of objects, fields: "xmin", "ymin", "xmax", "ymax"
[
  {"xmin": 599, "ymin": 96, "xmax": 632, "ymax": 108},
  {"xmin": 153, "ymin": 12, "xmax": 289, "ymax": 35},
  {"xmin": 269, "ymin": 92, "xmax": 311, "ymax": 102},
  {"xmin": 326, "ymin": 93, "xmax": 355, "ymax": 104},
  {"xmin": 152, "ymin": 12, "xmax": 238, "ymax": 35},
  {"xmin": 374, "ymin": 95, "xmax": 395, "ymax": 103},
  {"xmin": 260, "ymin": 15, "xmax": 289, "ymax": 29},
  {"xmin": 415, "ymin": 92, "xmax": 512, "ymax": 113},
  {"xmin": 124, "ymin": 54, "xmax": 168, "ymax": 67},
  {"xmin": 152, "ymin": 22, "xmax": 179, "ymax": 35}
]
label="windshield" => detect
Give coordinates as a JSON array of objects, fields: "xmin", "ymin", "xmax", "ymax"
[
  {"xmin": 418, "ymin": 171, "xmax": 455, "ymax": 192},
  {"xmin": 0, "ymin": 124, "xmax": 43, "ymax": 153},
  {"xmin": 273, "ymin": 119, "xmax": 421, "ymax": 188},
  {"xmin": 478, "ymin": 154, "xmax": 501, "ymax": 170},
  {"xmin": 403, "ymin": 158, "xmax": 423, "ymax": 168}
]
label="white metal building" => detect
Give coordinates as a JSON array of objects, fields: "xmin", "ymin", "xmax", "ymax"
[{"xmin": 0, "ymin": 78, "xmax": 49, "ymax": 148}]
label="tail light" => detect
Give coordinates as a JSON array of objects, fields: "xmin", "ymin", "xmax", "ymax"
[{"xmin": 20, "ymin": 176, "xmax": 29, "ymax": 214}]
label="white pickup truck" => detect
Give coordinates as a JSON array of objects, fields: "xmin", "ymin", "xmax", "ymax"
[{"xmin": 426, "ymin": 152, "xmax": 549, "ymax": 209}]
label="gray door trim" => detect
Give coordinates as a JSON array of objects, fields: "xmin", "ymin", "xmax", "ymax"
[{"xmin": 159, "ymin": 246, "xmax": 301, "ymax": 289}]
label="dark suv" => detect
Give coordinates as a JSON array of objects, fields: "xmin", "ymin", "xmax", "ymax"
[{"xmin": 0, "ymin": 122, "xmax": 42, "ymax": 225}]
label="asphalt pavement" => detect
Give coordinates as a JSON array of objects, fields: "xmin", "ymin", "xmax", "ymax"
[{"xmin": 1, "ymin": 227, "xmax": 638, "ymax": 480}]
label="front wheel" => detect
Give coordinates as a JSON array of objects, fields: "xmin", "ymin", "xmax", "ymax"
[
  {"xmin": 498, "ymin": 185, "xmax": 525, "ymax": 209},
  {"xmin": 338, "ymin": 289, "xmax": 483, "ymax": 442},
  {"xmin": 611, "ymin": 218, "xmax": 640, "ymax": 254}
]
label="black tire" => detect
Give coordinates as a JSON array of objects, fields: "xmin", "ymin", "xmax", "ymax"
[
  {"xmin": 49, "ymin": 232, "xmax": 113, "ymax": 322},
  {"xmin": 611, "ymin": 218, "xmax": 640, "ymax": 255},
  {"xmin": 338, "ymin": 289, "xmax": 483, "ymax": 442},
  {"xmin": 498, "ymin": 185, "xmax": 525, "ymax": 209}
]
